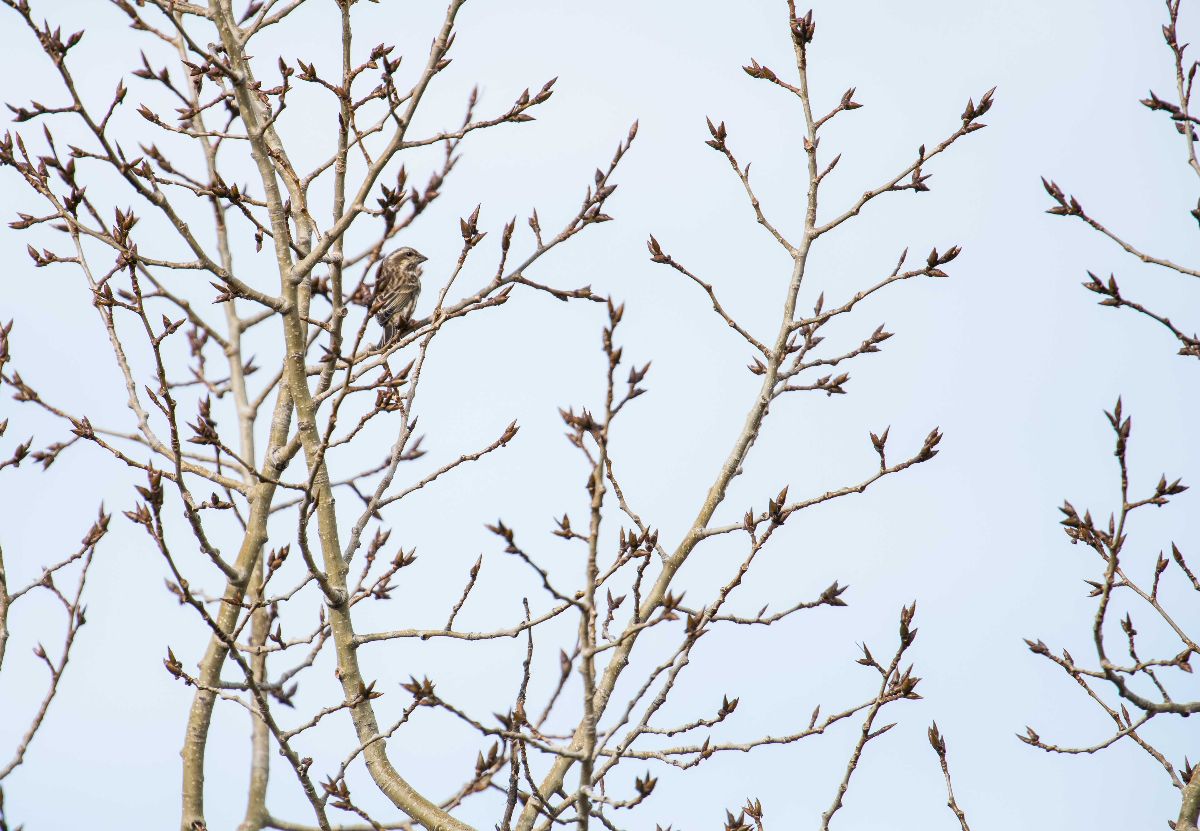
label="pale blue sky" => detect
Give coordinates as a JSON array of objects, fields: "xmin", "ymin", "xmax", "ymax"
[{"xmin": 1, "ymin": 1, "xmax": 1196, "ymax": 829}]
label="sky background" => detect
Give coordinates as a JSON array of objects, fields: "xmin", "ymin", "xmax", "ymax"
[{"xmin": 1, "ymin": 1, "xmax": 1198, "ymax": 829}]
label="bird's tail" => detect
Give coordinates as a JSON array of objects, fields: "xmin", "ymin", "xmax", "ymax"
[
  {"xmin": 376, "ymin": 321, "xmax": 396, "ymax": 351},
  {"xmin": 378, "ymin": 319, "xmax": 417, "ymax": 350}
]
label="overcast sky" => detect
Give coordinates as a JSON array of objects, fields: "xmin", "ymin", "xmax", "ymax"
[{"xmin": 1, "ymin": 1, "xmax": 1197, "ymax": 830}]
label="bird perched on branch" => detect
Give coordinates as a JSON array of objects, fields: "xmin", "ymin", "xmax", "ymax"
[{"xmin": 371, "ymin": 246, "xmax": 426, "ymax": 347}]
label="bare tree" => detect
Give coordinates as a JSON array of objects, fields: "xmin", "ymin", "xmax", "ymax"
[
  {"xmin": 0, "ymin": 2, "xmax": 988, "ymax": 830},
  {"xmin": 1028, "ymin": 2, "xmax": 1199, "ymax": 828}
]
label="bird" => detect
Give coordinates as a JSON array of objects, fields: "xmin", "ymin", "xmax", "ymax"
[{"xmin": 371, "ymin": 246, "xmax": 426, "ymax": 347}]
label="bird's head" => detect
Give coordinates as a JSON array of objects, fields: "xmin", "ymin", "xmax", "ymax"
[{"xmin": 384, "ymin": 247, "xmax": 428, "ymax": 271}]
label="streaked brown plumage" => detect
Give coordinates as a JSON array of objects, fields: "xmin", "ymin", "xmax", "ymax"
[{"xmin": 372, "ymin": 247, "xmax": 426, "ymax": 346}]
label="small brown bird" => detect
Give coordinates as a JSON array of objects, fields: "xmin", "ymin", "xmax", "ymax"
[{"xmin": 371, "ymin": 247, "xmax": 426, "ymax": 346}]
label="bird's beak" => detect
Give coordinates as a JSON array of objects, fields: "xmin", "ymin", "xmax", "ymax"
[{"xmin": 416, "ymin": 254, "xmax": 428, "ymax": 263}]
